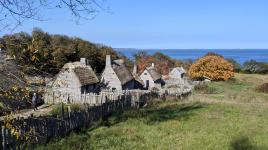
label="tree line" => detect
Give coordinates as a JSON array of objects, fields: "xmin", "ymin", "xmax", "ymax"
[
  {"xmin": 0, "ymin": 28, "xmax": 119, "ymax": 75},
  {"xmin": 1, "ymin": 29, "xmax": 267, "ymax": 77},
  {"xmin": 0, "ymin": 29, "xmax": 192, "ymax": 76}
]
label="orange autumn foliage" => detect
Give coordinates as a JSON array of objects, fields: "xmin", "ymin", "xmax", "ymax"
[
  {"xmin": 156, "ymin": 61, "xmax": 169, "ymax": 75},
  {"xmin": 136, "ymin": 56, "xmax": 170, "ymax": 75},
  {"xmin": 137, "ymin": 56, "xmax": 155, "ymax": 74},
  {"xmin": 189, "ymin": 55, "xmax": 234, "ymax": 81}
]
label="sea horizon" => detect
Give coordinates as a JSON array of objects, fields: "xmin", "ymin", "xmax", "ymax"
[
  {"xmin": 116, "ymin": 48, "xmax": 268, "ymax": 64},
  {"xmin": 115, "ymin": 48, "xmax": 268, "ymax": 50}
]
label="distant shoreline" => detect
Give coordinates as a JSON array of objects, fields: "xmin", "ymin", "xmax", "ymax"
[
  {"xmin": 115, "ymin": 48, "xmax": 268, "ymax": 51},
  {"xmin": 116, "ymin": 49, "xmax": 268, "ymax": 64}
]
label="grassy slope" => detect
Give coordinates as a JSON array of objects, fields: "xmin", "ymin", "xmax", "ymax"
[{"xmin": 37, "ymin": 73, "xmax": 268, "ymax": 150}]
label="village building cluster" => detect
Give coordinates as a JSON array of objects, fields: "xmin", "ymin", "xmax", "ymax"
[{"xmin": 46, "ymin": 55, "xmax": 192, "ymax": 102}]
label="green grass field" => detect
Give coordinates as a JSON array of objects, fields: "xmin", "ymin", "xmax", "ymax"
[{"xmin": 37, "ymin": 74, "xmax": 268, "ymax": 150}]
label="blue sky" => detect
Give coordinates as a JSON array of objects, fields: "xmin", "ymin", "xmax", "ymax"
[{"xmin": 2, "ymin": 0, "xmax": 268, "ymax": 49}]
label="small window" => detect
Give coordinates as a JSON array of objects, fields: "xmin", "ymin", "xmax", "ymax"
[
  {"xmin": 144, "ymin": 73, "xmax": 147, "ymax": 75},
  {"xmin": 112, "ymin": 88, "xmax": 116, "ymax": 91}
]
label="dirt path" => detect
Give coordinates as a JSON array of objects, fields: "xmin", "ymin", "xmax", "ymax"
[{"xmin": 0, "ymin": 104, "xmax": 54, "ymax": 121}]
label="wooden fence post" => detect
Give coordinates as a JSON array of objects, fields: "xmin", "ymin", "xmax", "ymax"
[
  {"xmin": 52, "ymin": 92, "xmax": 55, "ymax": 104},
  {"xmin": 2, "ymin": 127, "xmax": 6, "ymax": 150},
  {"xmin": 68, "ymin": 105, "xmax": 71, "ymax": 129},
  {"xmin": 7, "ymin": 129, "xmax": 11, "ymax": 148},
  {"xmin": 61, "ymin": 103, "xmax": 65, "ymax": 120}
]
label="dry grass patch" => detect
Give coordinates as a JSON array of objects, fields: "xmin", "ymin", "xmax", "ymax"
[{"xmin": 256, "ymin": 83, "xmax": 268, "ymax": 93}]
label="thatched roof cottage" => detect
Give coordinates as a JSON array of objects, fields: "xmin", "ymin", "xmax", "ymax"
[
  {"xmin": 164, "ymin": 67, "xmax": 188, "ymax": 87},
  {"xmin": 50, "ymin": 58, "xmax": 99, "ymax": 96},
  {"xmin": 169, "ymin": 67, "xmax": 186, "ymax": 79},
  {"xmin": 101, "ymin": 55, "xmax": 136, "ymax": 91},
  {"xmin": 140, "ymin": 63, "xmax": 165, "ymax": 90}
]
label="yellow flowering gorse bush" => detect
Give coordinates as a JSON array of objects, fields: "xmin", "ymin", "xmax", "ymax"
[{"xmin": 189, "ymin": 55, "xmax": 234, "ymax": 81}]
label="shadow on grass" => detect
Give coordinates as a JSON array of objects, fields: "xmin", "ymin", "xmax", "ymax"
[
  {"xmin": 145, "ymin": 102, "xmax": 204, "ymax": 125},
  {"xmin": 230, "ymin": 136, "xmax": 266, "ymax": 150},
  {"xmin": 99, "ymin": 102, "xmax": 206, "ymax": 127}
]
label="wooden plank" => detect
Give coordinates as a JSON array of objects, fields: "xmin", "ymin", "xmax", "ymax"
[{"xmin": 2, "ymin": 127, "xmax": 6, "ymax": 150}]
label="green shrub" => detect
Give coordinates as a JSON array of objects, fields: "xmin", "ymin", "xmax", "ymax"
[
  {"xmin": 242, "ymin": 60, "xmax": 268, "ymax": 74},
  {"xmin": 50, "ymin": 103, "xmax": 83, "ymax": 116},
  {"xmin": 70, "ymin": 104, "xmax": 82, "ymax": 112},
  {"xmin": 50, "ymin": 104, "xmax": 68, "ymax": 116},
  {"xmin": 226, "ymin": 58, "xmax": 242, "ymax": 72}
]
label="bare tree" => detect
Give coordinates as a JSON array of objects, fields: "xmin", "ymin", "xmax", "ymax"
[{"xmin": 0, "ymin": 0, "xmax": 107, "ymax": 32}]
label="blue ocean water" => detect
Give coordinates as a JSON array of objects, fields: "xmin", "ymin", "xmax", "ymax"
[{"xmin": 116, "ymin": 49, "xmax": 268, "ymax": 64}]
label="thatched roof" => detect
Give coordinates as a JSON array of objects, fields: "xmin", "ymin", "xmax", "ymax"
[
  {"xmin": 112, "ymin": 60, "xmax": 134, "ymax": 85},
  {"xmin": 146, "ymin": 67, "xmax": 161, "ymax": 81},
  {"xmin": 173, "ymin": 67, "xmax": 186, "ymax": 74},
  {"xmin": 74, "ymin": 67, "xmax": 99, "ymax": 85},
  {"xmin": 133, "ymin": 74, "xmax": 144, "ymax": 86},
  {"xmin": 62, "ymin": 61, "xmax": 99, "ymax": 86}
]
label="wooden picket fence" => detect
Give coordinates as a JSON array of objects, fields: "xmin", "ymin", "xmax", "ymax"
[
  {"xmin": 44, "ymin": 89, "xmax": 151, "ymax": 105},
  {"xmin": 0, "ymin": 91, "xmax": 153, "ymax": 149}
]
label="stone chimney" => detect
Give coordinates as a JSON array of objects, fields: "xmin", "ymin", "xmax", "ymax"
[
  {"xmin": 80, "ymin": 58, "xmax": 87, "ymax": 65},
  {"xmin": 151, "ymin": 63, "xmax": 155, "ymax": 68},
  {"xmin": 133, "ymin": 64, "xmax": 137, "ymax": 75},
  {"xmin": 106, "ymin": 55, "xmax": 111, "ymax": 67}
]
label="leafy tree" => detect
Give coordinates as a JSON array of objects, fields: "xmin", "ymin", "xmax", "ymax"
[
  {"xmin": 134, "ymin": 51, "xmax": 184, "ymax": 75},
  {"xmin": 226, "ymin": 58, "xmax": 242, "ymax": 72},
  {"xmin": 153, "ymin": 52, "xmax": 176, "ymax": 75},
  {"xmin": 0, "ymin": 38, "xmax": 5, "ymax": 50},
  {"xmin": 180, "ymin": 59, "xmax": 194, "ymax": 71},
  {"xmin": 93, "ymin": 44, "xmax": 119, "ymax": 73},
  {"xmin": 2, "ymin": 28, "xmax": 120, "ymax": 75},
  {"xmin": 134, "ymin": 51, "xmax": 155, "ymax": 74},
  {"xmin": 3, "ymin": 32, "xmax": 32, "ymax": 64},
  {"xmin": 30, "ymin": 28, "xmax": 56, "ymax": 73},
  {"xmin": 156, "ymin": 61, "xmax": 169, "ymax": 75},
  {"xmin": 117, "ymin": 52, "xmax": 134, "ymax": 70},
  {"xmin": 153, "ymin": 52, "xmax": 174, "ymax": 63},
  {"xmin": 205, "ymin": 52, "xmax": 224, "ymax": 58},
  {"xmin": 189, "ymin": 55, "xmax": 234, "ymax": 81},
  {"xmin": 242, "ymin": 60, "xmax": 268, "ymax": 74}
]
